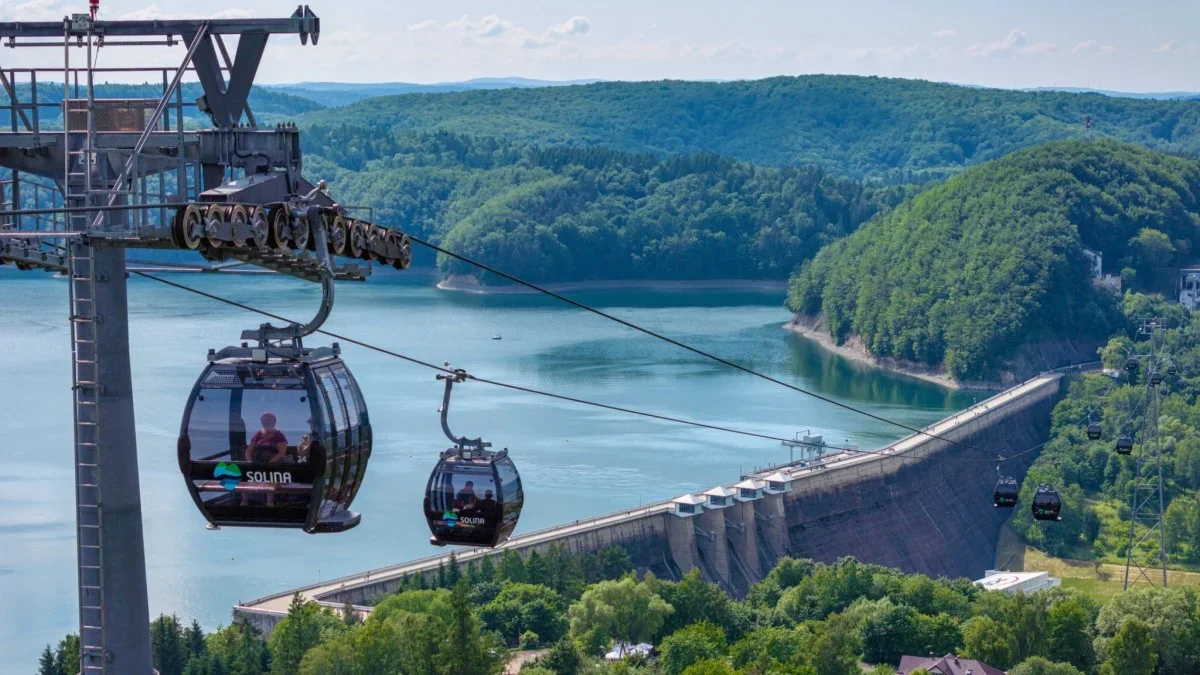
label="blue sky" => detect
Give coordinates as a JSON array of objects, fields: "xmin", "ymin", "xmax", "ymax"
[{"xmin": 2, "ymin": 0, "xmax": 1196, "ymax": 91}]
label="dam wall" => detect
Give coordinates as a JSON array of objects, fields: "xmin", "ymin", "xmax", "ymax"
[{"xmin": 235, "ymin": 371, "xmax": 1069, "ymax": 634}]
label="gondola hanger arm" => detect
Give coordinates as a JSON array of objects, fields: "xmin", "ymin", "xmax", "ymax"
[{"xmin": 437, "ymin": 367, "xmax": 491, "ymax": 452}]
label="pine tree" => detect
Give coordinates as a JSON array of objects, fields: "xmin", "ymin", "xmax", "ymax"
[
  {"xmin": 479, "ymin": 554, "xmax": 496, "ymax": 583},
  {"xmin": 37, "ymin": 645, "xmax": 56, "ymax": 675},
  {"xmin": 54, "ymin": 635, "xmax": 80, "ymax": 675},
  {"xmin": 184, "ymin": 620, "xmax": 206, "ymax": 661},
  {"xmin": 444, "ymin": 552, "xmax": 462, "ymax": 588},
  {"xmin": 341, "ymin": 601, "xmax": 360, "ymax": 626},
  {"xmin": 151, "ymin": 614, "xmax": 188, "ymax": 675}
]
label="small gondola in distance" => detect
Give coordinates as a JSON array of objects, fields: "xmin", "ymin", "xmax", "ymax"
[
  {"xmin": 994, "ymin": 476, "xmax": 1019, "ymax": 508},
  {"xmin": 1116, "ymin": 435, "xmax": 1133, "ymax": 455},
  {"xmin": 423, "ymin": 370, "xmax": 524, "ymax": 548},
  {"xmin": 1031, "ymin": 484, "xmax": 1062, "ymax": 521},
  {"xmin": 1086, "ymin": 423, "xmax": 1102, "ymax": 441},
  {"xmin": 177, "ymin": 344, "xmax": 371, "ymax": 533}
]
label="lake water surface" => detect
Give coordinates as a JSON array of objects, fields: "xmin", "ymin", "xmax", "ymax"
[{"xmin": 0, "ymin": 269, "xmax": 975, "ymax": 669}]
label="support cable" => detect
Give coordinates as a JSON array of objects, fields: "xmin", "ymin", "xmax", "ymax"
[
  {"xmin": 409, "ymin": 235, "xmax": 997, "ymax": 456},
  {"xmin": 131, "ymin": 270, "xmax": 1026, "ymax": 465}
]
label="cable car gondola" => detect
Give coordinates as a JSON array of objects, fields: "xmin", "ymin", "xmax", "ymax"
[
  {"xmin": 1168, "ymin": 364, "xmax": 1179, "ymax": 377},
  {"xmin": 1116, "ymin": 434, "xmax": 1133, "ymax": 455},
  {"xmin": 424, "ymin": 370, "xmax": 523, "ymax": 548},
  {"xmin": 993, "ymin": 476, "xmax": 1019, "ymax": 508},
  {"xmin": 1031, "ymin": 484, "xmax": 1062, "ymax": 521},
  {"xmin": 1150, "ymin": 372, "xmax": 1163, "ymax": 386},
  {"xmin": 1125, "ymin": 357, "xmax": 1140, "ymax": 373},
  {"xmin": 177, "ymin": 210, "xmax": 371, "ymax": 533},
  {"xmin": 1086, "ymin": 423, "xmax": 1102, "ymax": 441}
]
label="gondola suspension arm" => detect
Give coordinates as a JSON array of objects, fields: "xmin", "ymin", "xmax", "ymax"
[
  {"xmin": 240, "ymin": 205, "xmax": 335, "ymax": 347},
  {"xmin": 437, "ymin": 368, "xmax": 491, "ymax": 452}
]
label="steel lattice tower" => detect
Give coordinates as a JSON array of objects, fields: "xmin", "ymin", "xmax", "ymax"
[{"xmin": 1124, "ymin": 318, "xmax": 1169, "ymax": 589}]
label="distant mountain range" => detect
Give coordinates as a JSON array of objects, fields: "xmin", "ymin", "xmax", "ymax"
[
  {"xmin": 1025, "ymin": 86, "xmax": 1199, "ymax": 100},
  {"xmin": 263, "ymin": 77, "xmax": 603, "ymax": 107}
]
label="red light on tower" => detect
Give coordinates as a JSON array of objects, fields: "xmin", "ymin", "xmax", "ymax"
[{"xmin": 89, "ymin": 0, "xmax": 99, "ymax": 20}]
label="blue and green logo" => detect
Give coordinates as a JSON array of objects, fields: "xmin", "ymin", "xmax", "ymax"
[
  {"xmin": 214, "ymin": 462, "xmax": 242, "ymax": 491},
  {"xmin": 441, "ymin": 511, "xmax": 459, "ymax": 528}
]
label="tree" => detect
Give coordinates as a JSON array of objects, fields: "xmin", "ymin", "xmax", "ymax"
[
  {"xmin": 729, "ymin": 626, "xmax": 808, "ymax": 672},
  {"xmin": 531, "ymin": 637, "xmax": 584, "ymax": 675},
  {"xmin": 152, "ymin": 614, "xmax": 189, "ymax": 675},
  {"xmin": 858, "ymin": 599, "xmax": 923, "ymax": 665},
  {"xmin": 1010, "ymin": 656, "xmax": 1086, "ymax": 675},
  {"xmin": 207, "ymin": 622, "xmax": 270, "ymax": 675},
  {"xmin": 568, "ymin": 576, "xmax": 674, "ymax": 654},
  {"xmin": 961, "ymin": 616, "xmax": 1016, "ymax": 670},
  {"xmin": 1008, "ymin": 592, "xmax": 1050, "ymax": 663},
  {"xmin": 1094, "ymin": 586, "xmax": 1200, "ymax": 673},
  {"xmin": 54, "ymin": 635, "xmax": 80, "ymax": 675},
  {"xmin": 436, "ymin": 580, "xmax": 505, "ymax": 675},
  {"xmin": 497, "ymin": 549, "xmax": 526, "ymax": 583},
  {"xmin": 658, "ymin": 569, "xmax": 736, "ymax": 637},
  {"xmin": 184, "ymin": 620, "xmax": 207, "ymax": 662},
  {"xmin": 38, "ymin": 645, "xmax": 56, "ymax": 675},
  {"xmin": 479, "ymin": 583, "xmax": 568, "ymax": 647},
  {"xmin": 1047, "ymin": 596, "xmax": 1095, "ymax": 672},
  {"xmin": 269, "ymin": 595, "xmax": 343, "ymax": 674},
  {"xmin": 917, "ymin": 612, "xmax": 962, "ymax": 656},
  {"xmin": 660, "ymin": 622, "xmax": 728, "ymax": 675},
  {"xmin": 680, "ymin": 660, "xmax": 736, "ymax": 675},
  {"xmin": 809, "ymin": 614, "xmax": 862, "ymax": 675},
  {"xmin": 1101, "ymin": 618, "xmax": 1157, "ymax": 675}
]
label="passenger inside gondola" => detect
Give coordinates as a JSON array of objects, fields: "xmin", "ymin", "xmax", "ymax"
[
  {"xmin": 455, "ymin": 480, "xmax": 478, "ymax": 511},
  {"xmin": 477, "ymin": 489, "xmax": 497, "ymax": 517},
  {"xmin": 296, "ymin": 416, "xmax": 323, "ymax": 465},
  {"xmin": 245, "ymin": 412, "xmax": 288, "ymax": 464}
]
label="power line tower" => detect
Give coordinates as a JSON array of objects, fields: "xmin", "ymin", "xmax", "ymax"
[
  {"xmin": 1124, "ymin": 317, "xmax": 1169, "ymax": 589},
  {"xmin": 0, "ymin": 7, "xmax": 411, "ymax": 673}
]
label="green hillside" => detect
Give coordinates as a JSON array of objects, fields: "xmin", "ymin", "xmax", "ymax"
[
  {"xmin": 1013, "ymin": 301, "xmax": 1200, "ymax": 573},
  {"xmin": 304, "ymin": 130, "xmax": 911, "ymax": 280},
  {"xmin": 298, "ymin": 75, "xmax": 1200, "ymax": 180},
  {"xmin": 786, "ymin": 139, "xmax": 1200, "ymax": 381}
]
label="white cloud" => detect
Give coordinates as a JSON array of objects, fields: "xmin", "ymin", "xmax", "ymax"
[
  {"xmin": 549, "ymin": 16, "xmax": 590, "ymax": 38},
  {"xmin": 0, "ymin": 0, "xmax": 67, "ymax": 21},
  {"xmin": 445, "ymin": 14, "xmax": 514, "ymax": 40},
  {"xmin": 117, "ymin": 4, "xmax": 256, "ymax": 21},
  {"xmin": 1152, "ymin": 40, "xmax": 1178, "ymax": 54},
  {"xmin": 931, "ymin": 28, "xmax": 958, "ymax": 38},
  {"xmin": 1071, "ymin": 40, "xmax": 1117, "ymax": 55},
  {"xmin": 966, "ymin": 29, "xmax": 1056, "ymax": 58}
]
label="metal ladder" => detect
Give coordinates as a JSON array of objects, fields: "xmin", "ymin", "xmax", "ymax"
[{"xmin": 64, "ymin": 26, "xmax": 107, "ymax": 674}]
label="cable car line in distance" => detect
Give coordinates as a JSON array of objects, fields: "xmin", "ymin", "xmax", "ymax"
[
  {"xmin": 409, "ymin": 234, "xmax": 998, "ymax": 459},
  {"xmin": 132, "ymin": 271, "xmax": 1018, "ymax": 466}
]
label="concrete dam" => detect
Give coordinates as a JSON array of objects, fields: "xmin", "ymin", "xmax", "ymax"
[{"xmin": 235, "ymin": 371, "xmax": 1067, "ymax": 632}]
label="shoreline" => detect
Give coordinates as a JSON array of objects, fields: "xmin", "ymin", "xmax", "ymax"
[
  {"xmin": 435, "ymin": 274, "xmax": 788, "ymax": 295},
  {"xmin": 785, "ymin": 315, "xmax": 1007, "ymax": 391}
]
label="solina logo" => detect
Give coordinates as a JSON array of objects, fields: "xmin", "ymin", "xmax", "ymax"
[
  {"xmin": 214, "ymin": 462, "xmax": 242, "ymax": 491},
  {"xmin": 441, "ymin": 511, "xmax": 459, "ymax": 528}
]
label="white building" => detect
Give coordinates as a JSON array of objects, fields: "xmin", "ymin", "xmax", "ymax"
[
  {"xmin": 671, "ymin": 493, "xmax": 705, "ymax": 518},
  {"xmin": 974, "ymin": 570, "xmax": 1061, "ymax": 595},
  {"xmin": 703, "ymin": 486, "xmax": 737, "ymax": 509},
  {"xmin": 1082, "ymin": 247, "xmax": 1103, "ymax": 280},
  {"xmin": 1180, "ymin": 268, "xmax": 1200, "ymax": 311}
]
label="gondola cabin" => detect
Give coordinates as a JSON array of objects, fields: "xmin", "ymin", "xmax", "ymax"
[
  {"xmin": 1151, "ymin": 372, "xmax": 1163, "ymax": 386},
  {"xmin": 1116, "ymin": 435, "xmax": 1133, "ymax": 455},
  {"xmin": 994, "ymin": 476, "xmax": 1019, "ymax": 508},
  {"xmin": 177, "ymin": 345, "xmax": 371, "ymax": 533},
  {"xmin": 1169, "ymin": 364, "xmax": 1179, "ymax": 377},
  {"xmin": 425, "ymin": 449, "xmax": 523, "ymax": 547},
  {"xmin": 1031, "ymin": 484, "xmax": 1062, "ymax": 521},
  {"xmin": 1086, "ymin": 423, "xmax": 1102, "ymax": 441},
  {"xmin": 1125, "ymin": 357, "xmax": 1140, "ymax": 372}
]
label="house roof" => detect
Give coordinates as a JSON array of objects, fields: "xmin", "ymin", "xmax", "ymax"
[
  {"xmin": 734, "ymin": 479, "xmax": 766, "ymax": 491},
  {"xmin": 703, "ymin": 486, "xmax": 737, "ymax": 498},
  {"xmin": 762, "ymin": 472, "xmax": 792, "ymax": 483},
  {"xmin": 672, "ymin": 493, "xmax": 706, "ymax": 506},
  {"xmin": 897, "ymin": 653, "xmax": 1005, "ymax": 675}
]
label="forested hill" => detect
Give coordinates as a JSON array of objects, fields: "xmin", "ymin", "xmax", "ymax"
[
  {"xmin": 304, "ymin": 130, "xmax": 912, "ymax": 280},
  {"xmin": 786, "ymin": 139, "xmax": 1200, "ymax": 382},
  {"xmin": 298, "ymin": 75, "xmax": 1200, "ymax": 181}
]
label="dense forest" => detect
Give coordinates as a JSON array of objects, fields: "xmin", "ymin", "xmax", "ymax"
[
  {"xmin": 786, "ymin": 140, "xmax": 1200, "ymax": 381},
  {"xmin": 1012, "ymin": 294, "xmax": 1200, "ymax": 569},
  {"xmin": 37, "ymin": 547, "xmax": 1200, "ymax": 675},
  {"xmin": 303, "ymin": 130, "xmax": 909, "ymax": 280},
  {"xmin": 8, "ymin": 82, "xmax": 323, "ymax": 127},
  {"xmin": 298, "ymin": 75, "xmax": 1200, "ymax": 181}
]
